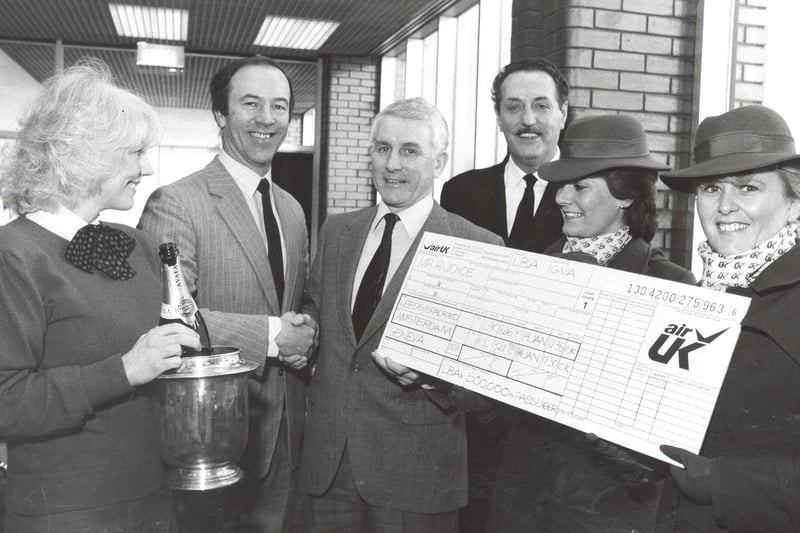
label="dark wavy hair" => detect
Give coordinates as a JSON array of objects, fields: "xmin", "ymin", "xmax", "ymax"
[
  {"xmin": 491, "ymin": 58, "xmax": 569, "ymax": 114},
  {"xmin": 600, "ymin": 168, "xmax": 659, "ymax": 242},
  {"xmin": 210, "ymin": 55, "xmax": 294, "ymax": 117}
]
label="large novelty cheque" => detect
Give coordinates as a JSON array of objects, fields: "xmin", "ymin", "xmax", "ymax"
[{"xmin": 377, "ymin": 232, "xmax": 751, "ymax": 463}]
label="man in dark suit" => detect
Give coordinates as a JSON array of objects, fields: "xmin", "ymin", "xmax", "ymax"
[
  {"xmin": 300, "ymin": 97, "xmax": 503, "ymax": 532},
  {"xmin": 139, "ymin": 56, "xmax": 316, "ymax": 532},
  {"xmin": 440, "ymin": 57, "xmax": 569, "ymax": 253},
  {"xmin": 439, "ymin": 57, "xmax": 570, "ymax": 532}
]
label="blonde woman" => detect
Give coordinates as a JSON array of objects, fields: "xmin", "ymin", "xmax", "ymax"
[{"xmin": 0, "ymin": 59, "xmax": 198, "ymax": 532}]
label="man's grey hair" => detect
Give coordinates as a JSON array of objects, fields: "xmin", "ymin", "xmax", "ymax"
[{"xmin": 369, "ymin": 97, "xmax": 449, "ymax": 154}]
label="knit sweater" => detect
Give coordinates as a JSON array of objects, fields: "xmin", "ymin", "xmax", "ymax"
[{"xmin": 0, "ymin": 216, "xmax": 165, "ymax": 516}]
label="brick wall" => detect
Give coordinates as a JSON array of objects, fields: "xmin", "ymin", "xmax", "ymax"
[
  {"xmin": 511, "ymin": 0, "xmax": 698, "ymax": 266},
  {"xmin": 734, "ymin": 0, "xmax": 766, "ymax": 107},
  {"xmin": 284, "ymin": 115, "xmax": 303, "ymax": 146},
  {"xmin": 320, "ymin": 56, "xmax": 379, "ymax": 215},
  {"xmin": 512, "ymin": 0, "xmax": 545, "ymax": 59}
]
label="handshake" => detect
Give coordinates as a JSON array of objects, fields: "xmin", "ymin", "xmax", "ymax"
[{"xmin": 275, "ymin": 311, "xmax": 318, "ymax": 370}]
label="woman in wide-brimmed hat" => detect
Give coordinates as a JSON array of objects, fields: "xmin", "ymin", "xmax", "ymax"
[
  {"xmin": 542, "ymin": 113, "xmax": 695, "ymax": 278},
  {"xmin": 657, "ymin": 105, "xmax": 800, "ymax": 532},
  {"xmin": 488, "ymin": 114, "xmax": 695, "ymax": 533}
]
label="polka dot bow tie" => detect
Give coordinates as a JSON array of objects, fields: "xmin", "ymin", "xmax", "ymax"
[{"xmin": 64, "ymin": 224, "xmax": 137, "ymax": 280}]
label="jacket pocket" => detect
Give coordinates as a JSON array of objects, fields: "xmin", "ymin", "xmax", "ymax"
[{"xmin": 399, "ymin": 398, "xmax": 457, "ymax": 425}]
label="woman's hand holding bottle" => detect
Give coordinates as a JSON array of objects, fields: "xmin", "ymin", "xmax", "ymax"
[{"xmin": 122, "ymin": 324, "xmax": 200, "ymax": 386}]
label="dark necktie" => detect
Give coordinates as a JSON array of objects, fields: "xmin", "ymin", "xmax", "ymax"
[
  {"xmin": 352, "ymin": 213, "xmax": 400, "ymax": 341},
  {"xmin": 64, "ymin": 224, "xmax": 137, "ymax": 280},
  {"xmin": 257, "ymin": 179, "xmax": 284, "ymax": 305},
  {"xmin": 508, "ymin": 174, "xmax": 536, "ymax": 249}
]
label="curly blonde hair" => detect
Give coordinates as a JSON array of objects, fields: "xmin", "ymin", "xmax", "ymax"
[{"xmin": 0, "ymin": 57, "xmax": 160, "ymax": 214}]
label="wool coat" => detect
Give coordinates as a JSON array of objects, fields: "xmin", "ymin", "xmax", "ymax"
[{"xmin": 489, "ymin": 237, "xmax": 695, "ymax": 533}]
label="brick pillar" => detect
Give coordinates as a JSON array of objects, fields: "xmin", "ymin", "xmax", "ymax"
[
  {"xmin": 511, "ymin": 0, "xmax": 699, "ymax": 267},
  {"xmin": 319, "ymin": 56, "xmax": 379, "ymax": 216},
  {"xmin": 285, "ymin": 115, "xmax": 303, "ymax": 146},
  {"xmin": 512, "ymin": 0, "xmax": 545, "ymax": 58},
  {"xmin": 735, "ymin": 0, "xmax": 766, "ymax": 107}
]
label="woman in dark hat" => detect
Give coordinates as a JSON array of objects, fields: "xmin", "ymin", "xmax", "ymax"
[
  {"xmin": 487, "ymin": 114, "xmax": 695, "ymax": 533},
  {"xmin": 542, "ymin": 114, "xmax": 694, "ymax": 280},
  {"xmin": 657, "ymin": 105, "xmax": 800, "ymax": 532}
]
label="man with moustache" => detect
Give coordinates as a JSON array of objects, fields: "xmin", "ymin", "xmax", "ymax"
[
  {"xmin": 440, "ymin": 57, "xmax": 568, "ymax": 252},
  {"xmin": 139, "ymin": 55, "xmax": 315, "ymax": 532},
  {"xmin": 439, "ymin": 57, "xmax": 569, "ymax": 532},
  {"xmin": 299, "ymin": 97, "xmax": 502, "ymax": 532}
]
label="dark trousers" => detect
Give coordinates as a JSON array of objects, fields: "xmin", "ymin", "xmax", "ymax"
[
  {"xmin": 305, "ymin": 447, "xmax": 458, "ymax": 533},
  {"xmin": 458, "ymin": 414, "xmax": 508, "ymax": 533}
]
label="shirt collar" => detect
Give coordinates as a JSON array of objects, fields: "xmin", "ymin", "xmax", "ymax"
[
  {"xmin": 371, "ymin": 195, "xmax": 434, "ymax": 237},
  {"xmin": 504, "ymin": 146, "xmax": 560, "ymax": 188},
  {"xmin": 27, "ymin": 205, "xmax": 96, "ymax": 241},
  {"xmin": 219, "ymin": 150, "xmax": 272, "ymax": 196}
]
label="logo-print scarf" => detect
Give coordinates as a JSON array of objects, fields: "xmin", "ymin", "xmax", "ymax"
[{"xmin": 698, "ymin": 223, "xmax": 798, "ymax": 291}]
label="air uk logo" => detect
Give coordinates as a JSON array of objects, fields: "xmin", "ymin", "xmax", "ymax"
[{"xmin": 647, "ymin": 323, "xmax": 728, "ymax": 370}]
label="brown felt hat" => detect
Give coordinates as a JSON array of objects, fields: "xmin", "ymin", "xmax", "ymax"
[
  {"xmin": 661, "ymin": 105, "xmax": 800, "ymax": 192},
  {"xmin": 538, "ymin": 114, "xmax": 669, "ymax": 183}
]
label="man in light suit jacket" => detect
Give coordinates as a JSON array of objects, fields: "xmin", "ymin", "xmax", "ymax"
[
  {"xmin": 439, "ymin": 57, "xmax": 569, "ymax": 533},
  {"xmin": 139, "ymin": 56, "xmax": 316, "ymax": 532},
  {"xmin": 300, "ymin": 97, "xmax": 503, "ymax": 533}
]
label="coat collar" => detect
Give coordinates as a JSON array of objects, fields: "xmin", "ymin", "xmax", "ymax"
[
  {"xmin": 607, "ymin": 237, "xmax": 652, "ymax": 273},
  {"xmin": 546, "ymin": 236, "xmax": 652, "ymax": 273},
  {"xmin": 747, "ymin": 243, "xmax": 800, "ymax": 294},
  {"xmin": 735, "ymin": 245, "xmax": 800, "ymax": 365}
]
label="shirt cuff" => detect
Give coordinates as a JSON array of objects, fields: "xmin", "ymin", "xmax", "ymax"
[{"xmin": 267, "ymin": 316, "xmax": 282, "ymax": 358}]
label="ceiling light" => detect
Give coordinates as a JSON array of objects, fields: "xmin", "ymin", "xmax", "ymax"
[
  {"xmin": 253, "ymin": 16, "xmax": 339, "ymax": 50},
  {"xmin": 137, "ymin": 42, "xmax": 185, "ymax": 70},
  {"xmin": 109, "ymin": 3, "xmax": 189, "ymax": 41}
]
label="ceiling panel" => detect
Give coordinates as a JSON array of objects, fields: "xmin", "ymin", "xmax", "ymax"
[{"xmin": 0, "ymin": 0, "xmax": 463, "ymax": 112}]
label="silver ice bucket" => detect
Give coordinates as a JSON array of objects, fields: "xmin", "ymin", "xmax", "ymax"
[{"xmin": 151, "ymin": 347, "xmax": 258, "ymax": 491}]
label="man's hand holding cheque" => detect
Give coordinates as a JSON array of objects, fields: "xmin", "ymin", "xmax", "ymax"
[{"xmin": 371, "ymin": 350, "xmax": 423, "ymax": 388}]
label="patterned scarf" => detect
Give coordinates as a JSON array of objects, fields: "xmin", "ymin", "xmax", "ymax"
[
  {"xmin": 698, "ymin": 223, "xmax": 798, "ymax": 291},
  {"xmin": 563, "ymin": 226, "xmax": 632, "ymax": 266}
]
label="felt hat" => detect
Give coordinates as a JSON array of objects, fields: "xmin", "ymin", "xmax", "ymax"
[
  {"xmin": 661, "ymin": 105, "xmax": 800, "ymax": 192},
  {"xmin": 538, "ymin": 114, "xmax": 669, "ymax": 183}
]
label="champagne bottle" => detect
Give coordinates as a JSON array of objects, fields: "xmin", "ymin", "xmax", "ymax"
[{"xmin": 158, "ymin": 242, "xmax": 211, "ymax": 356}]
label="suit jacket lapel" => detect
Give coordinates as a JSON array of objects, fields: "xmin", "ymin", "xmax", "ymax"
[
  {"xmin": 488, "ymin": 162, "xmax": 509, "ymax": 240},
  {"xmin": 528, "ymin": 182, "xmax": 563, "ymax": 253},
  {"xmin": 358, "ymin": 205, "xmax": 452, "ymax": 346},
  {"xmin": 273, "ymin": 186, "xmax": 300, "ymax": 312},
  {"xmin": 206, "ymin": 158, "xmax": 279, "ymax": 311},
  {"xmin": 338, "ymin": 206, "xmax": 379, "ymax": 348}
]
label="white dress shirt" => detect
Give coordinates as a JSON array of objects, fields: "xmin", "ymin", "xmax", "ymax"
[
  {"xmin": 351, "ymin": 195, "xmax": 434, "ymax": 310},
  {"xmin": 28, "ymin": 205, "xmax": 92, "ymax": 240},
  {"xmin": 219, "ymin": 151, "xmax": 287, "ymax": 268},
  {"xmin": 219, "ymin": 151, "xmax": 286, "ymax": 357}
]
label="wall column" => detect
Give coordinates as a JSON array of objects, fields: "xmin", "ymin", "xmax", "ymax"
[{"xmin": 511, "ymin": 0, "xmax": 699, "ymax": 266}]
